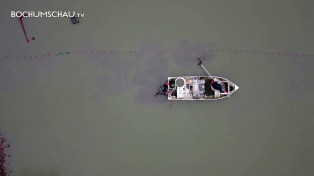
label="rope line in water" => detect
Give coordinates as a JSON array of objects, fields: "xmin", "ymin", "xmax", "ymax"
[{"xmin": 2, "ymin": 49, "xmax": 313, "ymax": 59}]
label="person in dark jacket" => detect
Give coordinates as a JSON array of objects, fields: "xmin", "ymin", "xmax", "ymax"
[{"xmin": 211, "ymin": 78, "xmax": 226, "ymax": 93}]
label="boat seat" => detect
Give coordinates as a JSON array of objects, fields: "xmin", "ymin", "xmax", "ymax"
[
  {"xmin": 223, "ymin": 82, "xmax": 228, "ymax": 92},
  {"xmin": 205, "ymin": 79, "xmax": 214, "ymax": 96}
]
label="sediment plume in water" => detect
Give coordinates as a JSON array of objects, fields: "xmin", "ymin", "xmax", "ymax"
[{"xmin": 0, "ymin": 134, "xmax": 10, "ymax": 176}]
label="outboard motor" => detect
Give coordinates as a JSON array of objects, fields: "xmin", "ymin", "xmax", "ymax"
[{"xmin": 155, "ymin": 81, "xmax": 169, "ymax": 97}]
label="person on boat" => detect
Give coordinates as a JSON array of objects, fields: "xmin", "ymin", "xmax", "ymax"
[{"xmin": 211, "ymin": 78, "xmax": 226, "ymax": 93}]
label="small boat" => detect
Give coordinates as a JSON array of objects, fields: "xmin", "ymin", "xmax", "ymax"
[
  {"xmin": 156, "ymin": 58, "xmax": 239, "ymax": 100},
  {"xmin": 167, "ymin": 75, "xmax": 239, "ymax": 100}
]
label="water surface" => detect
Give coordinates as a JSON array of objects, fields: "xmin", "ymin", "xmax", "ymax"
[{"xmin": 0, "ymin": 0, "xmax": 313, "ymax": 176}]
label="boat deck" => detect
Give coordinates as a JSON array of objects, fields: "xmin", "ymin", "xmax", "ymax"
[{"xmin": 167, "ymin": 76, "xmax": 238, "ymax": 100}]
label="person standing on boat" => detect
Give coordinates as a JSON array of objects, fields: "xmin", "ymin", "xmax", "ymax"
[{"xmin": 211, "ymin": 78, "xmax": 226, "ymax": 93}]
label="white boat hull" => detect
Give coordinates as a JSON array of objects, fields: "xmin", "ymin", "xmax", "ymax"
[{"xmin": 167, "ymin": 76, "xmax": 239, "ymax": 100}]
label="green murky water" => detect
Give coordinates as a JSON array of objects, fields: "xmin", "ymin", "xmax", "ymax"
[{"xmin": 0, "ymin": 0, "xmax": 313, "ymax": 175}]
